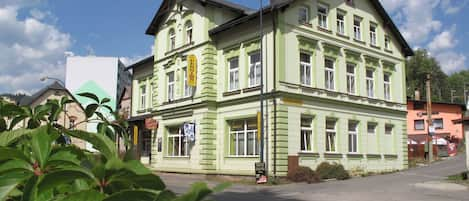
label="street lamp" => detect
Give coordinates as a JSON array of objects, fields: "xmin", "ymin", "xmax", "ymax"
[{"xmin": 40, "ymin": 76, "xmax": 65, "ymax": 87}]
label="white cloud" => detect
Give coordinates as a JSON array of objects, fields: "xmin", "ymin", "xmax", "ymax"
[
  {"xmin": 435, "ymin": 52, "xmax": 467, "ymax": 74},
  {"xmin": 428, "ymin": 25, "xmax": 457, "ymax": 52},
  {"xmin": 440, "ymin": 0, "xmax": 468, "ymax": 14},
  {"xmin": 0, "ymin": 4, "xmax": 71, "ymax": 94}
]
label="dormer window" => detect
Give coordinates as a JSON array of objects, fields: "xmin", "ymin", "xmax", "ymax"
[
  {"xmin": 370, "ymin": 23, "xmax": 378, "ymax": 46},
  {"xmin": 318, "ymin": 3, "xmax": 329, "ymax": 29},
  {"xmin": 185, "ymin": 21, "xmax": 193, "ymax": 44},
  {"xmin": 298, "ymin": 6, "xmax": 309, "ymax": 25},
  {"xmin": 169, "ymin": 29, "xmax": 175, "ymax": 50}
]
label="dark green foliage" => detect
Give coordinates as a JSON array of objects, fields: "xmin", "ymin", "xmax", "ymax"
[
  {"xmin": 287, "ymin": 166, "xmax": 320, "ymax": 183},
  {"xmin": 315, "ymin": 162, "xmax": 350, "ymax": 180},
  {"xmin": 0, "ymin": 92, "xmax": 229, "ymax": 201}
]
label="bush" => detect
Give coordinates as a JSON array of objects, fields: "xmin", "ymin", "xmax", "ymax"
[
  {"xmin": 287, "ymin": 166, "xmax": 320, "ymax": 183},
  {"xmin": 315, "ymin": 162, "xmax": 350, "ymax": 180}
]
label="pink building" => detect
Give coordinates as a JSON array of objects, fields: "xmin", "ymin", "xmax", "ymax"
[{"xmin": 407, "ymin": 100, "xmax": 465, "ymax": 145}]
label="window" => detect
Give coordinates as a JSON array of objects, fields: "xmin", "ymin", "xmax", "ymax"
[
  {"xmin": 298, "ymin": 6, "xmax": 309, "ymax": 24},
  {"xmin": 167, "ymin": 72, "xmax": 175, "ymax": 101},
  {"xmin": 228, "ymin": 57, "xmax": 239, "ymax": 91},
  {"xmin": 325, "ymin": 59, "xmax": 335, "ymax": 90},
  {"xmin": 366, "ymin": 69, "xmax": 374, "ymax": 98},
  {"xmin": 385, "ymin": 124, "xmax": 393, "ymax": 135},
  {"xmin": 353, "ymin": 17, "xmax": 361, "ymax": 40},
  {"xmin": 325, "ymin": 119, "xmax": 336, "ymax": 152},
  {"xmin": 318, "ymin": 3, "xmax": 328, "ymax": 29},
  {"xmin": 367, "ymin": 123, "xmax": 376, "ymax": 135},
  {"xmin": 167, "ymin": 127, "xmax": 189, "ymax": 156},
  {"xmin": 248, "ymin": 52, "xmax": 261, "ymax": 87},
  {"xmin": 140, "ymin": 85, "xmax": 146, "ymax": 109},
  {"xmin": 69, "ymin": 119, "xmax": 76, "ymax": 130},
  {"xmin": 300, "ymin": 53, "xmax": 312, "ymax": 86},
  {"xmin": 337, "ymin": 12, "xmax": 345, "ymax": 35},
  {"xmin": 414, "ymin": 120, "xmax": 425, "ymax": 130},
  {"xmin": 370, "ymin": 23, "xmax": 377, "ymax": 46},
  {"xmin": 169, "ymin": 29, "xmax": 175, "ymax": 50},
  {"xmin": 183, "ymin": 68, "xmax": 192, "ymax": 97},
  {"xmin": 149, "ymin": 84, "xmax": 153, "ymax": 107},
  {"xmin": 384, "ymin": 73, "xmax": 391, "ymax": 101},
  {"xmin": 385, "ymin": 35, "xmax": 391, "ymax": 50},
  {"xmin": 348, "ymin": 121, "xmax": 358, "ymax": 153},
  {"xmin": 229, "ymin": 119, "xmax": 258, "ymax": 156},
  {"xmin": 433, "ymin": 118, "xmax": 443, "ymax": 129},
  {"xmin": 346, "ymin": 64, "xmax": 355, "ymax": 94},
  {"xmin": 301, "ymin": 117, "xmax": 313, "ymax": 152},
  {"xmin": 185, "ymin": 21, "xmax": 193, "ymax": 44}
]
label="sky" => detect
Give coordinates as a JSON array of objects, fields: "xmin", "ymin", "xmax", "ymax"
[{"xmin": 0, "ymin": 0, "xmax": 468, "ymax": 94}]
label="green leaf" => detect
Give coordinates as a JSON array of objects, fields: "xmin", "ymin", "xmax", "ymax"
[
  {"xmin": 56, "ymin": 190, "xmax": 105, "ymax": 201},
  {"xmin": 0, "ymin": 119, "xmax": 6, "ymax": 132},
  {"xmin": 0, "ymin": 147, "xmax": 31, "ymax": 163},
  {"xmin": 31, "ymin": 128, "xmax": 51, "ymax": 168},
  {"xmin": 212, "ymin": 182, "xmax": 231, "ymax": 193},
  {"xmin": 8, "ymin": 116, "xmax": 27, "ymax": 131},
  {"xmin": 85, "ymin": 104, "xmax": 99, "ymax": 118},
  {"xmin": 65, "ymin": 130, "xmax": 117, "ymax": 160},
  {"xmin": 0, "ymin": 159, "xmax": 33, "ymax": 175},
  {"xmin": 46, "ymin": 148, "xmax": 82, "ymax": 168},
  {"xmin": 154, "ymin": 190, "xmax": 176, "ymax": 201},
  {"xmin": 77, "ymin": 92, "xmax": 100, "ymax": 103},
  {"xmin": 173, "ymin": 182, "xmax": 213, "ymax": 201},
  {"xmin": 102, "ymin": 105, "xmax": 114, "ymax": 113},
  {"xmin": 0, "ymin": 171, "xmax": 32, "ymax": 201},
  {"xmin": 0, "ymin": 126, "xmax": 47, "ymax": 147},
  {"xmin": 37, "ymin": 168, "xmax": 97, "ymax": 193},
  {"xmin": 101, "ymin": 98, "xmax": 111, "ymax": 104},
  {"xmin": 103, "ymin": 189, "xmax": 160, "ymax": 201},
  {"xmin": 21, "ymin": 176, "xmax": 38, "ymax": 201},
  {"xmin": 123, "ymin": 160, "xmax": 152, "ymax": 175}
]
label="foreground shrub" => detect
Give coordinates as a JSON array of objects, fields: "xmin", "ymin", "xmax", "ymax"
[
  {"xmin": 287, "ymin": 166, "xmax": 320, "ymax": 183},
  {"xmin": 316, "ymin": 162, "xmax": 350, "ymax": 180}
]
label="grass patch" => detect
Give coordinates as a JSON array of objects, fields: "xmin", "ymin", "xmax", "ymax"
[{"xmin": 447, "ymin": 171, "xmax": 469, "ymax": 186}]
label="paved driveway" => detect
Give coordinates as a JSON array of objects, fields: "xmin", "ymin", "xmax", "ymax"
[{"xmin": 160, "ymin": 155, "xmax": 469, "ymax": 201}]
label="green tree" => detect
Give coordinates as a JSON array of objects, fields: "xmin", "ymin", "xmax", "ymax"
[
  {"xmin": 446, "ymin": 70, "xmax": 469, "ymax": 104},
  {"xmin": 0, "ymin": 94, "xmax": 228, "ymax": 201}
]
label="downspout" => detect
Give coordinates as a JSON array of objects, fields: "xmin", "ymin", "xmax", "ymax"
[{"xmin": 272, "ymin": 6, "xmax": 278, "ymax": 179}]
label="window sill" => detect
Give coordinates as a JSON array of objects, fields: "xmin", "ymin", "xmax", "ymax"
[
  {"xmin": 366, "ymin": 154, "xmax": 382, "ymax": 159},
  {"xmin": 317, "ymin": 26, "xmax": 332, "ymax": 34},
  {"xmin": 137, "ymin": 109, "xmax": 147, "ymax": 114},
  {"xmin": 164, "ymin": 42, "xmax": 195, "ymax": 56},
  {"xmin": 324, "ymin": 152, "xmax": 343, "ymax": 159},
  {"xmin": 384, "ymin": 154, "xmax": 398, "ymax": 159},
  {"xmin": 225, "ymin": 155, "xmax": 259, "ymax": 159},
  {"xmin": 242, "ymin": 86, "xmax": 261, "ymax": 93},
  {"xmin": 336, "ymin": 33, "xmax": 349, "ymax": 39},
  {"xmin": 370, "ymin": 44, "xmax": 381, "ymax": 50},
  {"xmin": 353, "ymin": 38, "xmax": 366, "ymax": 45},
  {"xmin": 300, "ymin": 23, "xmax": 313, "ymax": 28},
  {"xmin": 162, "ymin": 97, "xmax": 193, "ymax": 105},
  {"xmin": 164, "ymin": 156, "xmax": 190, "ymax": 159},
  {"xmin": 384, "ymin": 49, "xmax": 393, "ymax": 54},
  {"xmin": 298, "ymin": 152, "xmax": 320, "ymax": 157},
  {"xmin": 347, "ymin": 153, "xmax": 364, "ymax": 159},
  {"xmin": 223, "ymin": 90, "xmax": 241, "ymax": 97}
]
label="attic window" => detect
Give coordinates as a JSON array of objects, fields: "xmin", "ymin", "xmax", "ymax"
[{"xmin": 345, "ymin": 0, "xmax": 354, "ymax": 6}]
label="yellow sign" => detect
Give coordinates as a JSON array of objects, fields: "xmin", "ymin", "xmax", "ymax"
[
  {"xmin": 257, "ymin": 112, "xmax": 261, "ymax": 141},
  {"xmin": 133, "ymin": 125, "xmax": 138, "ymax": 145},
  {"xmin": 187, "ymin": 54, "xmax": 197, "ymax": 87}
]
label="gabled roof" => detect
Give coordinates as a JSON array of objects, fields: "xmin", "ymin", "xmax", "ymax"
[
  {"xmin": 125, "ymin": 55, "xmax": 154, "ymax": 71},
  {"xmin": 145, "ymin": 0, "xmax": 255, "ymax": 35},
  {"xmin": 209, "ymin": 0, "xmax": 414, "ymax": 57}
]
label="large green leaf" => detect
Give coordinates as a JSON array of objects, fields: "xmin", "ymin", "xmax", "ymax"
[
  {"xmin": 85, "ymin": 104, "xmax": 99, "ymax": 118},
  {"xmin": 0, "ymin": 126, "xmax": 47, "ymax": 147},
  {"xmin": 46, "ymin": 147, "xmax": 82, "ymax": 168},
  {"xmin": 154, "ymin": 190, "xmax": 176, "ymax": 201},
  {"xmin": 31, "ymin": 129, "xmax": 51, "ymax": 168},
  {"xmin": 0, "ymin": 159, "xmax": 32, "ymax": 174},
  {"xmin": 8, "ymin": 116, "xmax": 27, "ymax": 131},
  {"xmin": 172, "ymin": 182, "xmax": 213, "ymax": 201},
  {"xmin": 101, "ymin": 98, "xmax": 111, "ymax": 104},
  {"xmin": 37, "ymin": 168, "xmax": 97, "ymax": 193},
  {"xmin": 77, "ymin": 92, "xmax": 100, "ymax": 103},
  {"xmin": 65, "ymin": 130, "xmax": 117, "ymax": 160},
  {"xmin": 0, "ymin": 171, "xmax": 32, "ymax": 201},
  {"xmin": 102, "ymin": 189, "xmax": 160, "ymax": 201},
  {"xmin": 123, "ymin": 160, "xmax": 151, "ymax": 175},
  {"xmin": 21, "ymin": 176, "xmax": 38, "ymax": 201},
  {"xmin": 56, "ymin": 190, "xmax": 105, "ymax": 201},
  {"xmin": 0, "ymin": 147, "xmax": 31, "ymax": 163}
]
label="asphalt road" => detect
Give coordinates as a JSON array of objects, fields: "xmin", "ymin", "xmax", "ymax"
[{"xmin": 159, "ymin": 155, "xmax": 469, "ymax": 201}]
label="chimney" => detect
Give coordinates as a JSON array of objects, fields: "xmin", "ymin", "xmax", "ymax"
[{"xmin": 414, "ymin": 88, "xmax": 420, "ymax": 101}]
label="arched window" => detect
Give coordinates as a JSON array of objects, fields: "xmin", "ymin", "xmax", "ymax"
[
  {"xmin": 185, "ymin": 21, "xmax": 193, "ymax": 44},
  {"xmin": 169, "ymin": 29, "xmax": 175, "ymax": 50}
]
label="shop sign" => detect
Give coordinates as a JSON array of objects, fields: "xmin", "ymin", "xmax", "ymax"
[
  {"xmin": 183, "ymin": 122, "xmax": 196, "ymax": 142},
  {"xmin": 187, "ymin": 55, "xmax": 197, "ymax": 87}
]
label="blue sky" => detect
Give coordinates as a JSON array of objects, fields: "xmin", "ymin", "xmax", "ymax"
[{"xmin": 0, "ymin": 0, "xmax": 468, "ymax": 94}]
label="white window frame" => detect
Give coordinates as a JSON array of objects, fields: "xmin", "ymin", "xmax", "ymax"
[
  {"xmin": 348, "ymin": 121, "xmax": 358, "ymax": 153},
  {"xmin": 300, "ymin": 53, "xmax": 312, "ymax": 86},
  {"xmin": 370, "ymin": 23, "xmax": 377, "ymax": 46},
  {"xmin": 325, "ymin": 58, "xmax": 335, "ymax": 90},
  {"xmin": 366, "ymin": 69, "xmax": 374, "ymax": 98},
  {"xmin": 248, "ymin": 52, "xmax": 261, "ymax": 87},
  {"xmin": 384, "ymin": 73, "xmax": 391, "ymax": 101},
  {"xmin": 346, "ymin": 64, "xmax": 356, "ymax": 94},
  {"xmin": 167, "ymin": 127, "xmax": 189, "ymax": 157},
  {"xmin": 300, "ymin": 117, "xmax": 313, "ymax": 152},
  {"xmin": 337, "ymin": 12, "xmax": 345, "ymax": 35},
  {"xmin": 140, "ymin": 85, "xmax": 146, "ymax": 109},
  {"xmin": 228, "ymin": 57, "xmax": 239, "ymax": 91},
  {"xmin": 415, "ymin": 120, "xmax": 425, "ymax": 130},
  {"xmin": 325, "ymin": 119, "xmax": 337, "ymax": 152},
  {"xmin": 385, "ymin": 35, "xmax": 391, "ymax": 50},
  {"xmin": 229, "ymin": 120, "xmax": 258, "ymax": 157},
  {"xmin": 298, "ymin": 6, "xmax": 309, "ymax": 24},
  {"xmin": 167, "ymin": 72, "xmax": 175, "ymax": 101},
  {"xmin": 318, "ymin": 3, "xmax": 328, "ymax": 29},
  {"xmin": 185, "ymin": 21, "xmax": 193, "ymax": 44},
  {"xmin": 183, "ymin": 68, "xmax": 192, "ymax": 98},
  {"xmin": 169, "ymin": 29, "xmax": 176, "ymax": 50},
  {"xmin": 353, "ymin": 17, "xmax": 361, "ymax": 41}
]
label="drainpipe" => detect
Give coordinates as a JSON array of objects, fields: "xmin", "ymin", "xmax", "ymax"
[{"xmin": 272, "ymin": 5, "xmax": 278, "ymax": 179}]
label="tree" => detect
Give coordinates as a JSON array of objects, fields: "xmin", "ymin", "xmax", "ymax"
[
  {"xmin": 447, "ymin": 70, "xmax": 469, "ymax": 104},
  {"xmin": 406, "ymin": 49, "xmax": 450, "ymax": 102},
  {"xmin": 0, "ymin": 93, "xmax": 228, "ymax": 201}
]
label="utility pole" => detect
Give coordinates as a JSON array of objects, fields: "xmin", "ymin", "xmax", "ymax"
[{"xmin": 426, "ymin": 74, "xmax": 433, "ymax": 163}]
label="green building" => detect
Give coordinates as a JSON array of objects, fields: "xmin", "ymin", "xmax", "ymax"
[{"xmin": 131, "ymin": 0, "xmax": 414, "ymax": 177}]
